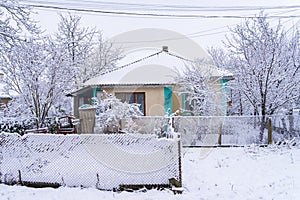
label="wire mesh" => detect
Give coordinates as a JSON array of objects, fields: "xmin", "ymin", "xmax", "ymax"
[
  {"xmin": 0, "ymin": 133, "xmax": 181, "ymax": 190},
  {"xmin": 174, "ymin": 115, "xmax": 300, "ymax": 147}
]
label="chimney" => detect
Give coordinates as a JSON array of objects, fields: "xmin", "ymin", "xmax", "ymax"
[{"xmin": 162, "ymin": 46, "xmax": 168, "ymax": 52}]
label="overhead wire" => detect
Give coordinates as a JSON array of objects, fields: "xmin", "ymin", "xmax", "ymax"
[
  {"xmin": 19, "ymin": 0, "xmax": 300, "ymax": 45},
  {"xmin": 22, "ymin": 0, "xmax": 300, "ymax": 12},
  {"xmin": 110, "ymin": 9, "xmax": 300, "ymax": 44},
  {"xmin": 19, "ymin": 1, "xmax": 300, "ymax": 19}
]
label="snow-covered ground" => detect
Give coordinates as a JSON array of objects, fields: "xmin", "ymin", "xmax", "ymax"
[{"xmin": 1, "ymin": 145, "xmax": 300, "ymax": 199}]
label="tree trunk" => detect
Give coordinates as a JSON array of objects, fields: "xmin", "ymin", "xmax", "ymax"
[
  {"xmin": 238, "ymin": 91, "xmax": 243, "ymax": 115},
  {"xmin": 260, "ymin": 102, "xmax": 267, "ymax": 142},
  {"xmin": 260, "ymin": 115, "xmax": 266, "ymax": 142},
  {"xmin": 288, "ymin": 115, "xmax": 294, "ymax": 138}
]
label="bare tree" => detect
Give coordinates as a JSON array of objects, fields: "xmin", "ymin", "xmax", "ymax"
[
  {"xmin": 55, "ymin": 13, "xmax": 122, "ymax": 87},
  {"xmin": 208, "ymin": 47, "xmax": 250, "ymax": 116},
  {"xmin": 176, "ymin": 62, "xmax": 225, "ymax": 116},
  {"xmin": 80, "ymin": 34, "xmax": 123, "ymax": 83},
  {"xmin": 0, "ymin": 0, "xmax": 38, "ymax": 49},
  {"xmin": 1, "ymin": 36, "xmax": 73, "ymax": 128},
  {"xmin": 224, "ymin": 13, "xmax": 300, "ymax": 140},
  {"xmin": 55, "ymin": 13, "xmax": 97, "ymax": 87},
  {"xmin": 0, "ymin": 11, "xmax": 123, "ymax": 128}
]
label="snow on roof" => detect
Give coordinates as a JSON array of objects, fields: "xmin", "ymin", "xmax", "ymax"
[
  {"xmin": 0, "ymin": 83, "xmax": 15, "ymax": 98},
  {"xmin": 0, "ymin": 93, "xmax": 11, "ymax": 99},
  {"xmin": 84, "ymin": 49, "xmax": 233, "ymax": 87},
  {"xmin": 0, "ymin": 83, "xmax": 9, "ymax": 99}
]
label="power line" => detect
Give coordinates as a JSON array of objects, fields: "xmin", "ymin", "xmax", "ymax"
[
  {"xmin": 112, "ymin": 31, "xmax": 229, "ymax": 44},
  {"xmin": 20, "ymin": 3, "xmax": 300, "ymax": 19},
  {"xmin": 109, "ymin": 9, "xmax": 300, "ymax": 44},
  {"xmin": 22, "ymin": 0, "xmax": 300, "ymax": 12},
  {"xmin": 18, "ymin": 1, "xmax": 300, "ymax": 46}
]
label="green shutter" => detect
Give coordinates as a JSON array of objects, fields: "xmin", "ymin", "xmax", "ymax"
[
  {"xmin": 93, "ymin": 88, "xmax": 101, "ymax": 105},
  {"xmin": 164, "ymin": 87, "xmax": 172, "ymax": 116}
]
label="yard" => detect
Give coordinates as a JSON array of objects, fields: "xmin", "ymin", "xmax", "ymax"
[{"xmin": 1, "ymin": 144, "xmax": 300, "ymax": 199}]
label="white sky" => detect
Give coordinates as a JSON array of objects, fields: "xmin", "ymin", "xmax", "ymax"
[{"xmin": 25, "ymin": 0, "xmax": 300, "ymax": 49}]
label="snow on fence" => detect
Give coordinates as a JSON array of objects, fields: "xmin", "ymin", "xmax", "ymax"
[
  {"xmin": 102, "ymin": 115, "xmax": 300, "ymax": 147},
  {"xmin": 271, "ymin": 115, "xmax": 300, "ymax": 140},
  {"xmin": 174, "ymin": 116, "xmax": 260, "ymax": 146},
  {"xmin": 0, "ymin": 133, "xmax": 181, "ymax": 190},
  {"xmin": 122, "ymin": 115, "xmax": 299, "ymax": 147},
  {"xmin": 173, "ymin": 115, "xmax": 300, "ymax": 146}
]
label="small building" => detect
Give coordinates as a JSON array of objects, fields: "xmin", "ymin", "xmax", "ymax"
[
  {"xmin": 0, "ymin": 81, "xmax": 12, "ymax": 116},
  {"xmin": 72, "ymin": 47, "xmax": 233, "ymax": 117},
  {"xmin": 0, "ymin": 72, "xmax": 12, "ymax": 110},
  {"xmin": 0, "ymin": 93, "xmax": 11, "ymax": 107},
  {"xmin": 71, "ymin": 46, "xmax": 233, "ymax": 118}
]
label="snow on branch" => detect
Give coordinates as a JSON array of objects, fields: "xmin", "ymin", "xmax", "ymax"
[
  {"xmin": 175, "ymin": 61, "xmax": 227, "ymax": 116},
  {"xmin": 93, "ymin": 91, "xmax": 143, "ymax": 133}
]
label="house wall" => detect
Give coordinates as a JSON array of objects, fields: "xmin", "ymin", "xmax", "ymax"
[
  {"xmin": 74, "ymin": 79, "xmax": 227, "ymax": 119},
  {"xmin": 211, "ymin": 79, "xmax": 227, "ymax": 116},
  {"xmin": 102, "ymin": 86, "xmax": 215, "ymax": 117},
  {"xmin": 102, "ymin": 87, "xmax": 166, "ymax": 116},
  {"xmin": 172, "ymin": 86, "xmax": 182, "ymax": 114},
  {"xmin": 0, "ymin": 98, "xmax": 11, "ymax": 105}
]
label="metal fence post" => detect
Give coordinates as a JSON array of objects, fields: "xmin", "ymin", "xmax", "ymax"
[
  {"xmin": 268, "ymin": 117, "xmax": 272, "ymax": 144},
  {"xmin": 177, "ymin": 134, "xmax": 182, "ymax": 187}
]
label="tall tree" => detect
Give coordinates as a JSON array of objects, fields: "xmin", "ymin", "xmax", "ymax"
[
  {"xmin": 0, "ymin": 0, "xmax": 38, "ymax": 49},
  {"xmin": 55, "ymin": 13, "xmax": 122, "ymax": 87},
  {"xmin": 0, "ymin": 11, "xmax": 122, "ymax": 127},
  {"xmin": 224, "ymin": 14, "xmax": 300, "ymax": 140},
  {"xmin": 56, "ymin": 13, "xmax": 97, "ymax": 87},
  {"xmin": 208, "ymin": 47, "xmax": 251, "ymax": 116},
  {"xmin": 80, "ymin": 34, "xmax": 123, "ymax": 83},
  {"xmin": 176, "ymin": 62, "xmax": 224, "ymax": 116},
  {"xmin": 1, "ymin": 36, "xmax": 73, "ymax": 128}
]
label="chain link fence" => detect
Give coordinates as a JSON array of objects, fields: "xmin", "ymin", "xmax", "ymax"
[
  {"xmin": 0, "ymin": 133, "xmax": 181, "ymax": 190},
  {"xmin": 1, "ymin": 114, "xmax": 299, "ymax": 190},
  {"xmin": 115, "ymin": 115, "xmax": 300, "ymax": 147},
  {"xmin": 173, "ymin": 115, "xmax": 300, "ymax": 146}
]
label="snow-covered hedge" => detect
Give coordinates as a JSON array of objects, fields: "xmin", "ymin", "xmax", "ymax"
[
  {"xmin": 0, "ymin": 118, "xmax": 57, "ymax": 135},
  {"xmin": 0, "ymin": 133, "xmax": 181, "ymax": 190},
  {"xmin": 0, "ymin": 118, "xmax": 36, "ymax": 135}
]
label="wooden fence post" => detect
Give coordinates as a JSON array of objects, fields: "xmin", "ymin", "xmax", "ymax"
[
  {"xmin": 178, "ymin": 137, "xmax": 182, "ymax": 187},
  {"xmin": 18, "ymin": 170, "xmax": 23, "ymax": 186},
  {"xmin": 268, "ymin": 118, "xmax": 272, "ymax": 144},
  {"xmin": 218, "ymin": 124, "xmax": 222, "ymax": 146}
]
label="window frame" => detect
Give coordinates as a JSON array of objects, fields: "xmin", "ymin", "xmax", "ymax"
[{"xmin": 115, "ymin": 92, "xmax": 146, "ymax": 116}]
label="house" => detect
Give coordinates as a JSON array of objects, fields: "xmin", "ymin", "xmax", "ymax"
[
  {"xmin": 0, "ymin": 85, "xmax": 12, "ymax": 117},
  {"xmin": 71, "ymin": 46, "xmax": 233, "ymax": 118},
  {"xmin": 0, "ymin": 93, "xmax": 11, "ymax": 108},
  {"xmin": 0, "ymin": 72, "xmax": 12, "ymax": 114}
]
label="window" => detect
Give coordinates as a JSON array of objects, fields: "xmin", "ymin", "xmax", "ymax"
[{"xmin": 115, "ymin": 92, "xmax": 145, "ymax": 115}]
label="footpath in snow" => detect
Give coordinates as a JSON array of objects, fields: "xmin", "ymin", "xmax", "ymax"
[{"xmin": 1, "ymin": 145, "xmax": 300, "ymax": 200}]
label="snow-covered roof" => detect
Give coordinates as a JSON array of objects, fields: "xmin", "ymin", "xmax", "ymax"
[
  {"xmin": 0, "ymin": 94, "xmax": 11, "ymax": 99},
  {"xmin": 84, "ymin": 49, "xmax": 233, "ymax": 87},
  {"xmin": 0, "ymin": 83, "xmax": 12, "ymax": 99}
]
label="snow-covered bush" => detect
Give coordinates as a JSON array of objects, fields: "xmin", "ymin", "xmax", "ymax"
[
  {"xmin": 94, "ymin": 92, "xmax": 143, "ymax": 133},
  {"xmin": 0, "ymin": 117, "xmax": 58, "ymax": 135}
]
